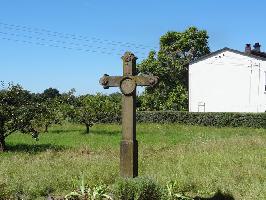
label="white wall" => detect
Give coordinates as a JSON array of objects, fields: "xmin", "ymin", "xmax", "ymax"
[{"xmin": 189, "ymin": 50, "xmax": 266, "ymax": 113}]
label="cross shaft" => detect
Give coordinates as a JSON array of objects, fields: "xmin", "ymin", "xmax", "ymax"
[{"xmin": 99, "ymin": 52, "xmax": 158, "ymax": 178}]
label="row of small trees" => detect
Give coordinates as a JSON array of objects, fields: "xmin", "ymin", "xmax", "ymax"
[{"xmin": 0, "ymin": 85, "xmax": 121, "ymax": 151}]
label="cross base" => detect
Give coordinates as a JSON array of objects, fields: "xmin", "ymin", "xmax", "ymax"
[{"xmin": 120, "ymin": 140, "xmax": 138, "ymax": 178}]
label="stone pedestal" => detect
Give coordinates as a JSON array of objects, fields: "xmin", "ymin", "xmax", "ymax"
[{"xmin": 120, "ymin": 140, "xmax": 138, "ymax": 177}]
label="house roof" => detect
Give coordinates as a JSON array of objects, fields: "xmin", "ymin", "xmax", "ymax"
[{"xmin": 190, "ymin": 47, "xmax": 266, "ymax": 65}]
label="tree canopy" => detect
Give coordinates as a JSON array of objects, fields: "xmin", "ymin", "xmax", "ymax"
[
  {"xmin": 0, "ymin": 85, "xmax": 42, "ymax": 151},
  {"xmin": 73, "ymin": 93, "xmax": 121, "ymax": 133},
  {"xmin": 42, "ymin": 88, "xmax": 61, "ymax": 99},
  {"xmin": 138, "ymin": 27, "xmax": 210, "ymax": 111}
]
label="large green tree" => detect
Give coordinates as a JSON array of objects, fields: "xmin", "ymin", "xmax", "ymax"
[
  {"xmin": 138, "ymin": 27, "xmax": 210, "ymax": 111},
  {"xmin": 0, "ymin": 85, "xmax": 42, "ymax": 151}
]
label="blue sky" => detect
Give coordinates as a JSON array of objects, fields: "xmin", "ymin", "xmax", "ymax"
[{"xmin": 0, "ymin": 0, "xmax": 266, "ymax": 95}]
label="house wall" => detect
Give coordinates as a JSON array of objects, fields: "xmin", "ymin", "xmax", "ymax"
[{"xmin": 189, "ymin": 50, "xmax": 266, "ymax": 113}]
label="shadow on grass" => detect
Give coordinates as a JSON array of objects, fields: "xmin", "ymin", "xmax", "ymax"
[
  {"xmin": 47, "ymin": 129, "xmax": 82, "ymax": 134},
  {"xmin": 194, "ymin": 190, "xmax": 234, "ymax": 200},
  {"xmin": 81, "ymin": 129, "xmax": 120, "ymax": 136},
  {"xmin": 6, "ymin": 143, "xmax": 66, "ymax": 153}
]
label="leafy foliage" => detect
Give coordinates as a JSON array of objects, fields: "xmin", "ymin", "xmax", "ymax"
[
  {"xmin": 42, "ymin": 87, "xmax": 61, "ymax": 99},
  {"xmin": 166, "ymin": 181, "xmax": 193, "ymax": 200},
  {"xmin": 138, "ymin": 27, "xmax": 210, "ymax": 111},
  {"xmin": 91, "ymin": 110, "xmax": 266, "ymax": 128},
  {"xmin": 0, "ymin": 84, "xmax": 42, "ymax": 151},
  {"xmin": 136, "ymin": 111, "xmax": 266, "ymax": 128},
  {"xmin": 64, "ymin": 178, "xmax": 235, "ymax": 200},
  {"xmin": 0, "ymin": 83, "xmax": 122, "ymax": 150},
  {"xmin": 73, "ymin": 93, "xmax": 121, "ymax": 133},
  {"xmin": 113, "ymin": 178, "xmax": 163, "ymax": 200},
  {"xmin": 36, "ymin": 88, "xmax": 78, "ymax": 133},
  {"xmin": 35, "ymin": 96, "xmax": 63, "ymax": 132},
  {"xmin": 65, "ymin": 176, "xmax": 112, "ymax": 200}
]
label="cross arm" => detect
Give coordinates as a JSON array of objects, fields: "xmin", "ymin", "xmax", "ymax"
[
  {"xmin": 99, "ymin": 74, "xmax": 123, "ymax": 89},
  {"xmin": 134, "ymin": 75, "xmax": 159, "ymax": 87},
  {"xmin": 99, "ymin": 74, "xmax": 159, "ymax": 89}
]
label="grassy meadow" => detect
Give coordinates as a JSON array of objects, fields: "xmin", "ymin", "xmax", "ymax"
[{"xmin": 0, "ymin": 123, "xmax": 265, "ymax": 199}]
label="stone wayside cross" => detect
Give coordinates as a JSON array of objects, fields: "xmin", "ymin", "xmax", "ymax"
[{"xmin": 99, "ymin": 52, "xmax": 158, "ymax": 178}]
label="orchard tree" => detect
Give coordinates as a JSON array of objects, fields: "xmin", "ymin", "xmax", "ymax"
[
  {"xmin": 0, "ymin": 85, "xmax": 42, "ymax": 151},
  {"xmin": 35, "ymin": 88, "xmax": 76, "ymax": 132},
  {"xmin": 58, "ymin": 89, "xmax": 77, "ymax": 123},
  {"xmin": 74, "ymin": 93, "xmax": 120, "ymax": 133},
  {"xmin": 36, "ymin": 96, "xmax": 63, "ymax": 132},
  {"xmin": 138, "ymin": 27, "xmax": 210, "ymax": 111},
  {"xmin": 41, "ymin": 88, "xmax": 62, "ymax": 132}
]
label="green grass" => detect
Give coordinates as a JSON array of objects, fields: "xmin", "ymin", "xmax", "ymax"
[{"xmin": 0, "ymin": 123, "xmax": 265, "ymax": 199}]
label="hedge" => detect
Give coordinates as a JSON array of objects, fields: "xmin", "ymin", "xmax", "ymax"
[
  {"xmin": 136, "ymin": 111, "xmax": 266, "ymax": 128},
  {"xmin": 105, "ymin": 111, "xmax": 266, "ymax": 128}
]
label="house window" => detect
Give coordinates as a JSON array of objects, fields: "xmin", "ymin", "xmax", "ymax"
[{"xmin": 198, "ymin": 102, "xmax": 205, "ymax": 112}]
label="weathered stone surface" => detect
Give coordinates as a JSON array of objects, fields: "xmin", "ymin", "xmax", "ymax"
[
  {"xmin": 99, "ymin": 52, "xmax": 158, "ymax": 178},
  {"xmin": 120, "ymin": 140, "xmax": 138, "ymax": 177}
]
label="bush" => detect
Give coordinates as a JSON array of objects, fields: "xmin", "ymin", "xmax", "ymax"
[
  {"xmin": 113, "ymin": 178, "xmax": 163, "ymax": 200},
  {"xmin": 0, "ymin": 183, "xmax": 12, "ymax": 200}
]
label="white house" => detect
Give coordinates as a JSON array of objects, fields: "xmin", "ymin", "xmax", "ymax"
[{"xmin": 189, "ymin": 43, "xmax": 266, "ymax": 113}]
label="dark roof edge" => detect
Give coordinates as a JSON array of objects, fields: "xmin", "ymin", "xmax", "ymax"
[{"xmin": 189, "ymin": 47, "xmax": 266, "ymax": 65}]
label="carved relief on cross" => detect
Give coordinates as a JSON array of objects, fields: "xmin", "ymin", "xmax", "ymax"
[
  {"xmin": 99, "ymin": 52, "xmax": 158, "ymax": 178},
  {"xmin": 99, "ymin": 55, "xmax": 158, "ymax": 93}
]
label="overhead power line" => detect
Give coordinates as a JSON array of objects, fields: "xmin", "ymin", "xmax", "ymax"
[
  {"xmin": 0, "ymin": 28, "xmax": 149, "ymax": 56},
  {"xmin": 0, "ymin": 36, "xmax": 120, "ymax": 56},
  {"xmin": 0, "ymin": 21, "xmax": 156, "ymax": 59},
  {"xmin": 0, "ymin": 34, "xmax": 148, "ymax": 59},
  {"xmin": 0, "ymin": 32, "xmax": 147, "ymax": 58},
  {"xmin": 0, "ymin": 31, "xmax": 117, "ymax": 52},
  {"xmin": 0, "ymin": 22, "xmax": 157, "ymax": 50}
]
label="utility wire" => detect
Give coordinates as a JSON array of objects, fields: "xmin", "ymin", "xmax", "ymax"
[
  {"xmin": 1, "ymin": 25, "xmax": 148, "ymax": 50},
  {"xmin": 0, "ymin": 22, "xmax": 157, "ymax": 50},
  {"xmin": 0, "ymin": 21, "xmax": 152, "ymax": 58},
  {"xmin": 0, "ymin": 33, "xmax": 148, "ymax": 59},
  {"xmin": 0, "ymin": 31, "xmax": 118, "ymax": 52},
  {"xmin": 0, "ymin": 36, "xmax": 119, "ymax": 56},
  {"xmin": 0, "ymin": 31, "xmax": 147, "ymax": 57}
]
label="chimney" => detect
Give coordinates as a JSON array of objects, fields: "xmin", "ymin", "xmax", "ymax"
[
  {"xmin": 253, "ymin": 42, "xmax": 261, "ymax": 52},
  {"xmin": 245, "ymin": 44, "xmax": 252, "ymax": 54}
]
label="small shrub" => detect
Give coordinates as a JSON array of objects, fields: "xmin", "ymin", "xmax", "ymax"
[
  {"xmin": 165, "ymin": 181, "xmax": 193, "ymax": 200},
  {"xmin": 0, "ymin": 183, "xmax": 12, "ymax": 200},
  {"xmin": 65, "ymin": 176, "xmax": 112, "ymax": 200},
  {"xmin": 113, "ymin": 179, "xmax": 136, "ymax": 200},
  {"xmin": 113, "ymin": 178, "xmax": 163, "ymax": 200}
]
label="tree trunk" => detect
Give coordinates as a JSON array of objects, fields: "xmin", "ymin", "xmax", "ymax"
[
  {"xmin": 0, "ymin": 134, "xmax": 6, "ymax": 152},
  {"xmin": 44, "ymin": 124, "xmax": 49, "ymax": 133},
  {"xmin": 85, "ymin": 124, "xmax": 90, "ymax": 134}
]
